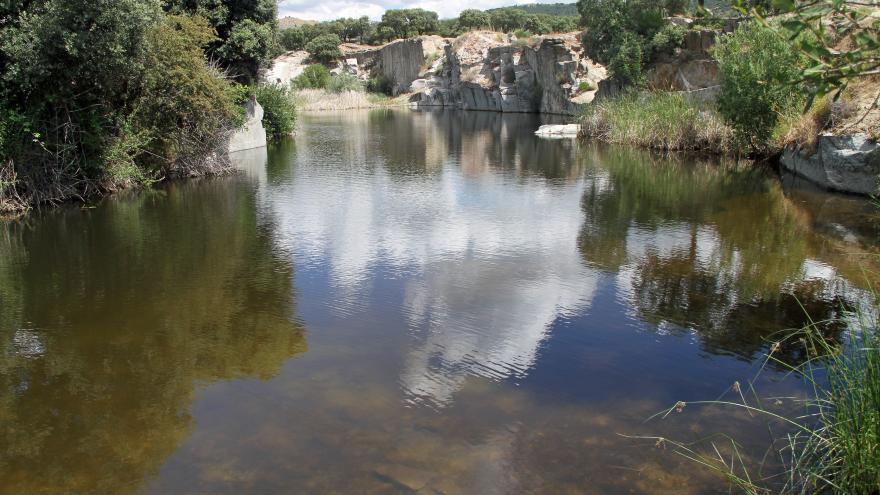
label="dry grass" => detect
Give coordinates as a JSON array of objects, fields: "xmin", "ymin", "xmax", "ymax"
[
  {"xmin": 292, "ymin": 89, "xmax": 411, "ymax": 111},
  {"xmin": 773, "ymin": 96, "xmax": 834, "ymax": 155}
]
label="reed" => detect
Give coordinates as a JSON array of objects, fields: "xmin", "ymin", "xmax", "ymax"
[
  {"xmin": 644, "ymin": 290, "xmax": 880, "ymax": 494},
  {"xmin": 580, "ymin": 91, "xmax": 739, "ymax": 154},
  {"xmin": 292, "ymin": 89, "xmax": 410, "ymax": 111}
]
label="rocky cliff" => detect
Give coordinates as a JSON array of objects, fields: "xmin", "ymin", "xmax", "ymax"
[{"xmin": 410, "ymin": 32, "xmax": 603, "ymax": 115}]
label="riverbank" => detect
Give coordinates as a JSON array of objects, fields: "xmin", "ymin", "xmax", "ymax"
[{"xmin": 293, "ymin": 89, "xmax": 411, "ymax": 111}]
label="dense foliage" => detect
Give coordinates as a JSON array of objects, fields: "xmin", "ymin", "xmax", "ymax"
[
  {"xmin": 714, "ymin": 21, "xmax": 805, "ymax": 147},
  {"xmin": 293, "ymin": 64, "xmax": 332, "ymax": 89},
  {"xmin": 487, "ymin": 2, "xmax": 580, "ymax": 17},
  {"xmin": 277, "ymin": 6, "xmax": 582, "ymax": 54},
  {"xmin": 248, "ymin": 84, "xmax": 296, "ymax": 140},
  {"xmin": 0, "ymin": 0, "xmax": 281, "ymax": 211},
  {"xmin": 741, "ymin": 0, "xmax": 879, "ymax": 104},
  {"xmin": 577, "ymin": 0, "xmax": 687, "ymax": 84},
  {"xmin": 305, "ymin": 33, "xmax": 343, "ymax": 63},
  {"xmin": 163, "ymin": 0, "xmax": 277, "ymax": 82}
]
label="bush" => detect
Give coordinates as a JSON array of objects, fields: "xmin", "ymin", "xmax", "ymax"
[
  {"xmin": 581, "ymin": 91, "xmax": 737, "ymax": 153},
  {"xmin": 252, "ymin": 84, "xmax": 297, "ymax": 140},
  {"xmin": 714, "ymin": 21, "xmax": 805, "ymax": 149},
  {"xmin": 609, "ymin": 33, "xmax": 646, "ymax": 85},
  {"xmin": 327, "ymin": 73, "xmax": 364, "ymax": 93},
  {"xmin": 305, "ymin": 33, "xmax": 342, "ymax": 63},
  {"xmin": 366, "ymin": 75, "xmax": 393, "ymax": 95},
  {"xmin": 293, "ymin": 64, "xmax": 331, "ymax": 89},
  {"xmin": 513, "ymin": 29, "xmax": 532, "ymax": 39},
  {"xmin": 134, "ymin": 15, "xmax": 240, "ymax": 174},
  {"xmin": 650, "ymin": 23, "xmax": 685, "ymax": 55}
]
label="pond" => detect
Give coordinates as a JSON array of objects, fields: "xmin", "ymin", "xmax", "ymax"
[{"xmin": 1, "ymin": 109, "xmax": 877, "ymax": 494}]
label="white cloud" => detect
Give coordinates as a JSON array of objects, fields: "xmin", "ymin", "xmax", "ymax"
[{"xmin": 278, "ymin": 0, "xmax": 574, "ymax": 21}]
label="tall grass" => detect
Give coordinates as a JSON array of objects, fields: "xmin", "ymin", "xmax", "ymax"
[
  {"xmin": 581, "ymin": 92, "xmax": 739, "ymax": 154},
  {"xmin": 292, "ymin": 89, "xmax": 410, "ymax": 111},
  {"xmin": 645, "ymin": 295, "xmax": 880, "ymax": 494}
]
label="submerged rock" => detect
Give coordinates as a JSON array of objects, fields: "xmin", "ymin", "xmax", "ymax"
[
  {"xmin": 780, "ymin": 133, "xmax": 880, "ymax": 195},
  {"xmin": 535, "ymin": 124, "xmax": 581, "ymax": 138}
]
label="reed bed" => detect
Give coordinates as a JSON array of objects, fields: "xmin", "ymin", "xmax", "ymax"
[
  {"xmin": 581, "ymin": 91, "xmax": 739, "ymax": 154},
  {"xmin": 293, "ymin": 89, "xmax": 410, "ymax": 111}
]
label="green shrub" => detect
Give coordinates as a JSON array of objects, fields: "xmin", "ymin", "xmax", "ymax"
[
  {"xmin": 366, "ymin": 75, "xmax": 393, "ymax": 95},
  {"xmin": 513, "ymin": 29, "xmax": 532, "ymax": 39},
  {"xmin": 577, "ymin": 81, "xmax": 596, "ymax": 93},
  {"xmin": 609, "ymin": 33, "xmax": 646, "ymax": 85},
  {"xmin": 305, "ymin": 33, "xmax": 342, "ymax": 63},
  {"xmin": 714, "ymin": 21, "xmax": 805, "ymax": 149},
  {"xmin": 293, "ymin": 64, "xmax": 331, "ymax": 89},
  {"xmin": 134, "ymin": 15, "xmax": 239, "ymax": 173},
  {"xmin": 650, "ymin": 24, "xmax": 685, "ymax": 55},
  {"xmin": 581, "ymin": 91, "xmax": 737, "ymax": 153},
  {"xmin": 253, "ymin": 84, "xmax": 297, "ymax": 140},
  {"xmin": 327, "ymin": 73, "xmax": 364, "ymax": 93}
]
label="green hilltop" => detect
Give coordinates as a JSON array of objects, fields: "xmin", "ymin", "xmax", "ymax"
[{"xmin": 487, "ymin": 3, "xmax": 579, "ymax": 17}]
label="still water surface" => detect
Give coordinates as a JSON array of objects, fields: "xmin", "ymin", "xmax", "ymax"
[{"xmin": 1, "ymin": 110, "xmax": 878, "ymax": 494}]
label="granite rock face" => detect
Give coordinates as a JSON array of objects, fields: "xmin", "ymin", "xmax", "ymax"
[
  {"xmin": 780, "ymin": 134, "xmax": 880, "ymax": 195},
  {"xmin": 377, "ymin": 39, "xmax": 425, "ymax": 96},
  {"xmin": 228, "ymin": 98, "xmax": 267, "ymax": 153},
  {"xmin": 411, "ymin": 32, "xmax": 601, "ymax": 115}
]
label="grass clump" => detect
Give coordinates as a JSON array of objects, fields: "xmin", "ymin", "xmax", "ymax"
[
  {"xmin": 581, "ymin": 91, "xmax": 737, "ymax": 154},
  {"xmin": 646, "ymin": 295, "xmax": 880, "ymax": 495},
  {"xmin": 327, "ymin": 73, "xmax": 364, "ymax": 94},
  {"xmin": 293, "ymin": 64, "xmax": 331, "ymax": 90}
]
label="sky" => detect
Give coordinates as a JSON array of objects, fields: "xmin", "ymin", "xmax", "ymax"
[{"xmin": 277, "ymin": 0, "xmax": 573, "ymax": 22}]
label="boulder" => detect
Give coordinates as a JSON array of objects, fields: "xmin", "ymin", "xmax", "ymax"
[
  {"xmin": 780, "ymin": 133, "xmax": 880, "ymax": 195},
  {"xmin": 535, "ymin": 124, "xmax": 581, "ymax": 138}
]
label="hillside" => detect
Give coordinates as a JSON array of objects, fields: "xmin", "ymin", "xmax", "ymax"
[
  {"xmin": 487, "ymin": 3, "xmax": 578, "ymax": 17},
  {"xmin": 278, "ymin": 16, "xmax": 316, "ymax": 29}
]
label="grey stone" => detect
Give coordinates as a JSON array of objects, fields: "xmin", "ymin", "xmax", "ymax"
[
  {"xmin": 535, "ymin": 124, "xmax": 581, "ymax": 138},
  {"xmin": 228, "ymin": 98, "xmax": 267, "ymax": 153},
  {"xmin": 780, "ymin": 133, "xmax": 880, "ymax": 195}
]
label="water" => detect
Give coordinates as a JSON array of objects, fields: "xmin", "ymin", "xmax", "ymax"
[{"xmin": 1, "ymin": 109, "xmax": 877, "ymax": 494}]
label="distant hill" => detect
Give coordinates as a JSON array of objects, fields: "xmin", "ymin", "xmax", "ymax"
[
  {"xmin": 487, "ymin": 3, "xmax": 579, "ymax": 17},
  {"xmin": 278, "ymin": 16, "xmax": 316, "ymax": 29}
]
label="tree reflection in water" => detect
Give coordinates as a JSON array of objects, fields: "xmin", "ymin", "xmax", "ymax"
[
  {"xmin": 0, "ymin": 178, "xmax": 305, "ymax": 494},
  {"xmin": 578, "ymin": 145, "xmax": 876, "ymax": 367}
]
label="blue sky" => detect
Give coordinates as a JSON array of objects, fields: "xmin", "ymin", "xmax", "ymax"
[{"xmin": 278, "ymin": 0, "xmax": 574, "ymax": 21}]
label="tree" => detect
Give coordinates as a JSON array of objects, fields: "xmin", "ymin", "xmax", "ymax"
[
  {"xmin": 279, "ymin": 27, "xmax": 307, "ymax": 51},
  {"xmin": 305, "ymin": 33, "xmax": 342, "ymax": 63},
  {"xmin": 0, "ymin": 0, "xmax": 164, "ymax": 184},
  {"xmin": 379, "ymin": 8, "xmax": 439, "ymax": 39},
  {"xmin": 490, "ymin": 8, "xmax": 529, "ymax": 32},
  {"xmin": 458, "ymin": 9, "xmax": 491, "ymax": 30},
  {"xmin": 525, "ymin": 14, "xmax": 552, "ymax": 35},
  {"xmin": 578, "ymin": 0, "xmax": 665, "ymax": 82},
  {"xmin": 163, "ymin": 0, "xmax": 277, "ymax": 82},
  {"xmin": 217, "ymin": 18, "xmax": 274, "ymax": 81},
  {"xmin": 134, "ymin": 15, "xmax": 239, "ymax": 169}
]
